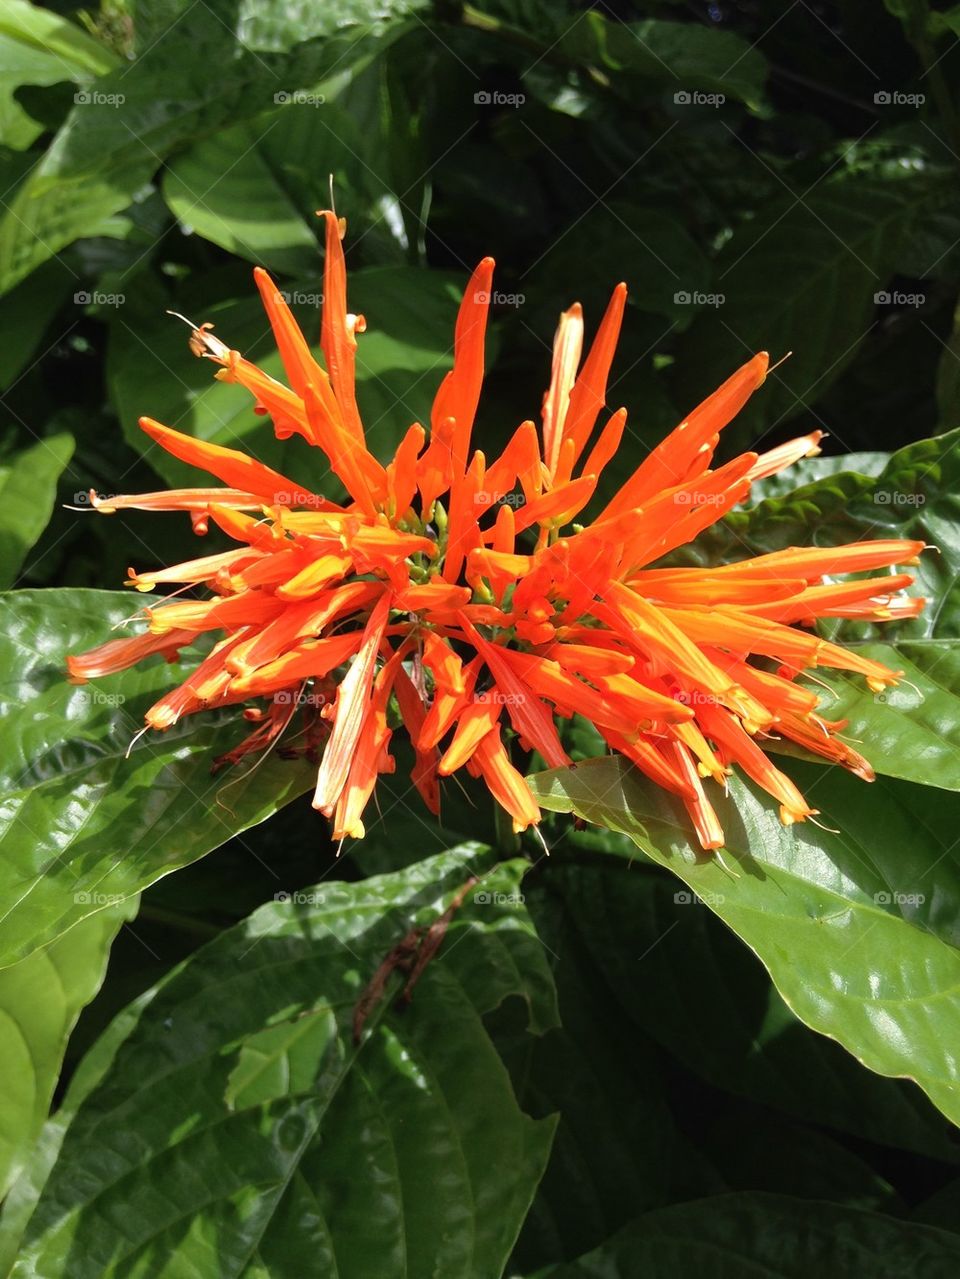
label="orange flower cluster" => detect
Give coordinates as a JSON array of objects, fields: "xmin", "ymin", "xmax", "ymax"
[{"xmin": 69, "ymin": 212, "xmax": 924, "ymax": 847}]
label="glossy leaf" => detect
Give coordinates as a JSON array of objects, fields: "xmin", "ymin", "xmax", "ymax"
[
  {"xmin": 0, "ymin": 0, "xmax": 422, "ymax": 294},
  {"xmin": 536, "ymin": 1192, "xmax": 960, "ymax": 1277},
  {"xmin": 528, "ymin": 755, "xmax": 960, "ymax": 1128},
  {"xmin": 0, "ymin": 434, "xmax": 74, "ymax": 588},
  {"xmin": 537, "ymin": 857, "xmax": 960, "ymax": 1162},
  {"xmin": 162, "ymin": 75, "xmax": 408, "ymax": 275},
  {"xmin": 0, "ymin": 895, "xmax": 135, "ymax": 1199},
  {"xmin": 677, "ymin": 179, "xmax": 946, "ymax": 436},
  {"xmin": 8, "ymin": 849, "xmax": 557, "ymax": 1278},
  {"xmin": 0, "ymin": 0, "xmax": 117, "ymax": 149},
  {"xmin": 0, "ymin": 589, "xmax": 314, "ymax": 968}
]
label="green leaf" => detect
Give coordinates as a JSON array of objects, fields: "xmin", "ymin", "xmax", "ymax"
[
  {"xmin": 538, "ymin": 859, "xmax": 960, "ymax": 1162},
  {"xmin": 472, "ymin": 6, "xmax": 768, "ymax": 108},
  {"xmin": 569, "ymin": 14, "xmax": 768, "ymax": 108},
  {"xmin": 0, "ymin": 895, "xmax": 136, "ymax": 1199},
  {"xmin": 529, "ymin": 202, "xmax": 711, "ymax": 325},
  {"xmin": 0, "ymin": 259, "xmax": 76, "ymax": 389},
  {"xmin": 162, "ymin": 72, "xmax": 409, "ymax": 275},
  {"xmin": 677, "ymin": 178, "xmax": 945, "ymax": 436},
  {"xmin": 748, "ymin": 449, "xmax": 890, "ymax": 501},
  {"xmin": 0, "ymin": 589, "xmax": 314, "ymax": 968},
  {"xmin": 501, "ymin": 877, "xmax": 679, "ymax": 1271},
  {"xmin": 107, "ymin": 266, "xmax": 460, "ymax": 491},
  {"xmin": 0, "ymin": 0, "xmax": 422, "ymax": 294},
  {"xmin": 8, "ymin": 849, "xmax": 557, "ymax": 1278},
  {"xmin": 0, "ymin": 0, "xmax": 117, "ymax": 149},
  {"xmin": 536, "ymin": 1192, "xmax": 960, "ymax": 1276},
  {"xmin": 0, "ymin": 433, "xmax": 74, "ymax": 588},
  {"xmin": 680, "ymin": 428, "xmax": 960, "ymax": 791},
  {"xmin": 528, "ymin": 755, "xmax": 960, "ymax": 1130}
]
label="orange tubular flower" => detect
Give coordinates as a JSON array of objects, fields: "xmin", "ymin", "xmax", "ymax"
[{"xmin": 68, "ymin": 212, "xmax": 926, "ymax": 848}]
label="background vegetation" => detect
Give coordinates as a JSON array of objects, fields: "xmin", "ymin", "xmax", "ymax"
[{"xmin": 3, "ymin": 0, "xmax": 960, "ymax": 1274}]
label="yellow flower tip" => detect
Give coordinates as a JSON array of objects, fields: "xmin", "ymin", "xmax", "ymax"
[
  {"xmin": 779, "ymin": 802, "xmax": 814, "ymax": 827},
  {"xmin": 867, "ymin": 671, "xmax": 902, "ymax": 693},
  {"xmin": 145, "ymin": 706, "xmax": 177, "ymax": 730},
  {"xmin": 89, "ymin": 491, "xmax": 117, "ymax": 514}
]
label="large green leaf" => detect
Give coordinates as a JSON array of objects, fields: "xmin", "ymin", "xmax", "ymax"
[
  {"xmin": 0, "ymin": 0, "xmax": 423, "ymax": 294},
  {"xmin": 0, "ymin": 895, "xmax": 135, "ymax": 1201},
  {"xmin": 535, "ymin": 858, "xmax": 960, "ymax": 1162},
  {"xmin": 0, "ymin": 589, "xmax": 314, "ymax": 968},
  {"xmin": 162, "ymin": 67, "xmax": 408, "ymax": 275},
  {"xmin": 528, "ymin": 755, "xmax": 960, "ymax": 1129},
  {"xmin": 535, "ymin": 1192, "xmax": 960, "ymax": 1277},
  {"xmin": 469, "ymin": 6, "xmax": 768, "ymax": 107},
  {"xmin": 0, "ymin": 260, "xmax": 76, "ymax": 390},
  {"xmin": 107, "ymin": 266, "xmax": 460, "ymax": 493},
  {"xmin": 0, "ymin": 0, "xmax": 117, "ymax": 149},
  {"xmin": 499, "ymin": 877, "xmax": 679, "ymax": 1272},
  {"xmin": 679, "ymin": 428, "xmax": 960, "ymax": 791},
  {"xmin": 0, "ymin": 433, "xmax": 74, "ymax": 588},
  {"xmin": 7, "ymin": 849, "xmax": 557, "ymax": 1278},
  {"xmin": 677, "ymin": 178, "xmax": 947, "ymax": 436}
]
